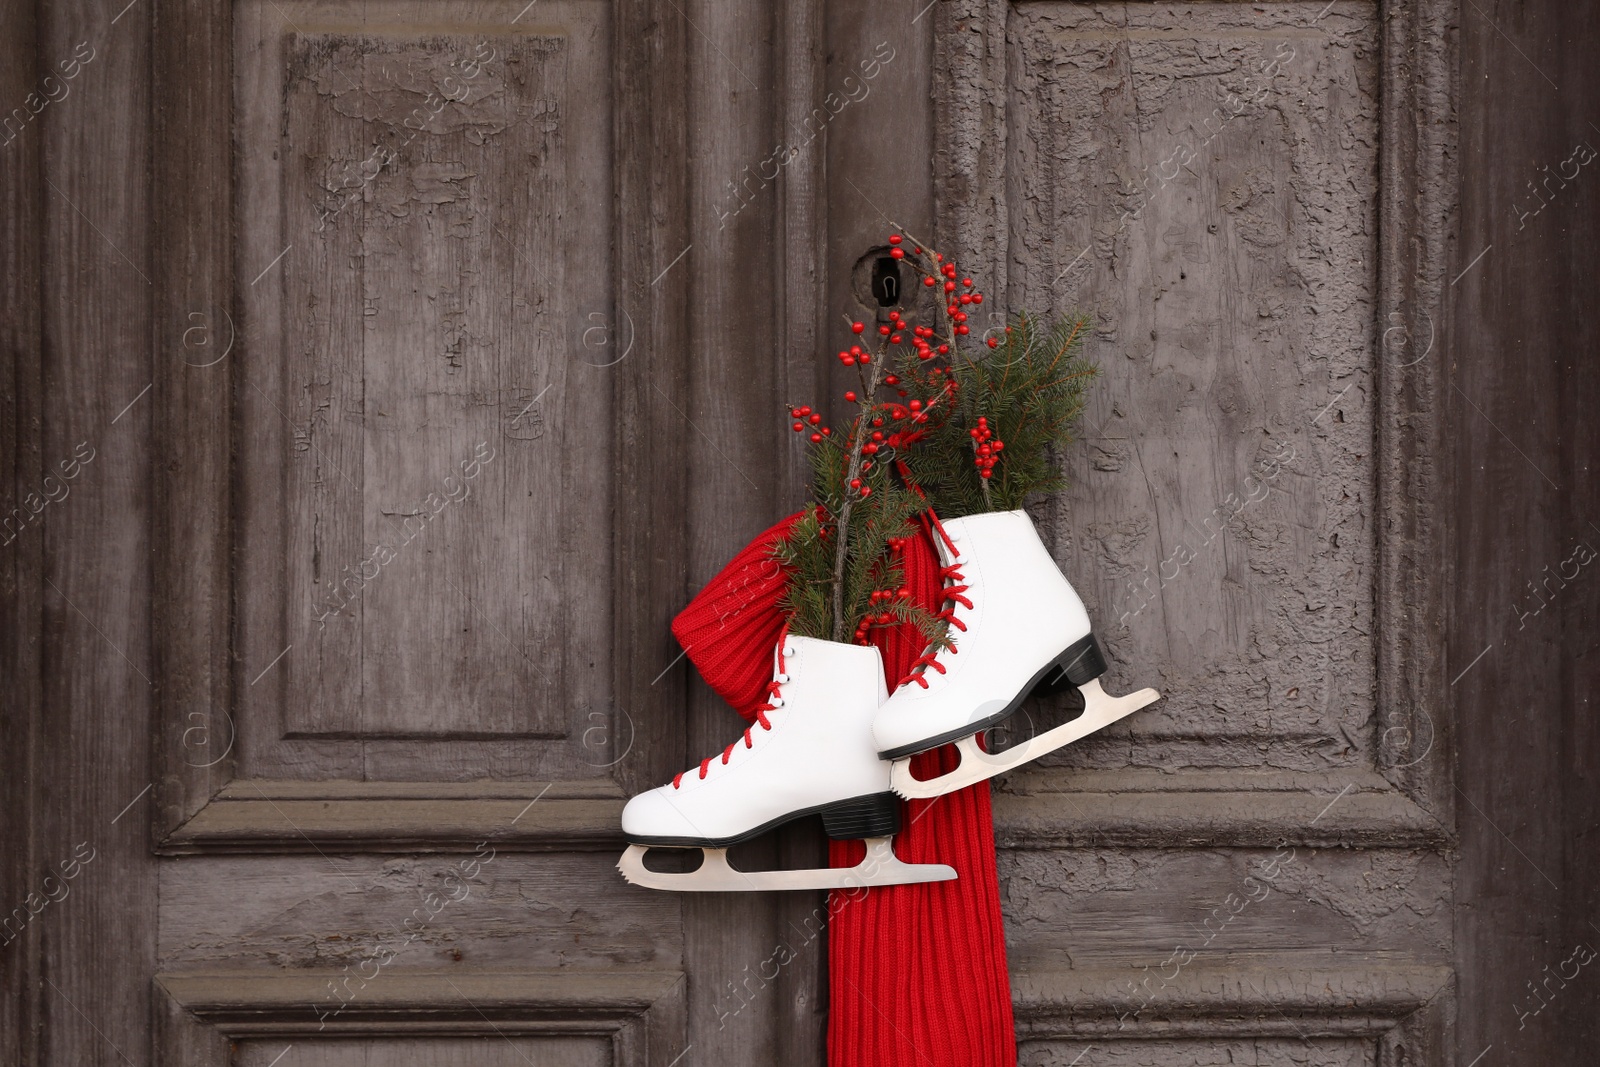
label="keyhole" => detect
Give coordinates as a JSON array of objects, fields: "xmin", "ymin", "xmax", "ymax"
[{"xmin": 871, "ymin": 257, "xmax": 900, "ymax": 307}]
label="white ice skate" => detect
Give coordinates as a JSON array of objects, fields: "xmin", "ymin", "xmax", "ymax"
[
  {"xmin": 618, "ymin": 635, "xmax": 957, "ymax": 892},
  {"xmin": 874, "ymin": 510, "xmax": 1160, "ymax": 799}
]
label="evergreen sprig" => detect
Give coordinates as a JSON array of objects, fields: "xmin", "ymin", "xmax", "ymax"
[
  {"xmin": 772, "ymin": 428, "xmax": 945, "ymax": 647},
  {"xmin": 889, "ymin": 311, "xmax": 1096, "ymax": 518}
]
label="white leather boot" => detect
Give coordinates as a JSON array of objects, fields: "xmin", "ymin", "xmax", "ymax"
[
  {"xmin": 872, "ymin": 510, "xmax": 1160, "ymax": 798},
  {"xmin": 618, "ymin": 635, "xmax": 957, "ymax": 891}
]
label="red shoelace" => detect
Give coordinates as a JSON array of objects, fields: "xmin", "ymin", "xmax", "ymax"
[
  {"xmin": 899, "ymin": 515, "xmax": 972, "ymax": 689},
  {"xmin": 674, "ymin": 630, "xmax": 790, "ymax": 788}
]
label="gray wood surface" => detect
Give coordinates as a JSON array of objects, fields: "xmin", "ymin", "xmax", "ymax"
[
  {"xmin": 1453, "ymin": 0, "xmax": 1600, "ymax": 1063},
  {"xmin": 932, "ymin": 2, "xmax": 1458, "ymax": 1065},
  {"xmin": 0, "ymin": 0, "xmax": 43, "ymax": 1061}
]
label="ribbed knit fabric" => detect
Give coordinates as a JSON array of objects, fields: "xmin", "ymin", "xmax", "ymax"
[
  {"xmin": 670, "ymin": 512, "xmax": 803, "ymax": 724},
  {"xmin": 670, "ymin": 512, "xmax": 1016, "ymax": 1066}
]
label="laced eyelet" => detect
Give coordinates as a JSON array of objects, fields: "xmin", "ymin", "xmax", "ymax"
[{"xmin": 673, "ymin": 627, "xmax": 794, "ymax": 789}]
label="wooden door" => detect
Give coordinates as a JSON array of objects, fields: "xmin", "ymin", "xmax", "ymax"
[{"xmin": 5, "ymin": 0, "xmax": 1595, "ymax": 1065}]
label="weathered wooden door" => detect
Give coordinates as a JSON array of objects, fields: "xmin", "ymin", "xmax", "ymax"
[{"xmin": 5, "ymin": 0, "xmax": 1596, "ymax": 1065}]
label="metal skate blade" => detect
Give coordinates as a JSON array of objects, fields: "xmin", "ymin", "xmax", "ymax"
[
  {"xmin": 617, "ymin": 837, "xmax": 957, "ymax": 892},
  {"xmin": 890, "ymin": 677, "xmax": 1161, "ymax": 799}
]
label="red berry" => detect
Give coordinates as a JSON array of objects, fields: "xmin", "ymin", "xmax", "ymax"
[
  {"xmin": 890, "ymin": 334, "xmax": 902, "ymax": 344},
  {"xmin": 852, "ymin": 322, "xmax": 866, "ymax": 334},
  {"xmin": 860, "ymin": 487, "xmax": 871, "ymax": 497},
  {"xmin": 945, "ymin": 281, "xmax": 956, "ymax": 293},
  {"xmin": 822, "ymin": 427, "xmax": 832, "ymax": 436},
  {"xmin": 973, "ymin": 294, "xmax": 984, "ymax": 304},
  {"xmin": 851, "ymin": 478, "xmax": 863, "ymax": 489},
  {"xmin": 890, "ymin": 248, "xmax": 904, "ymax": 259},
  {"xmin": 810, "ymin": 432, "xmax": 822, "ymax": 443},
  {"xmin": 987, "ymin": 337, "xmax": 999, "ymax": 348},
  {"xmin": 841, "ymin": 356, "xmax": 856, "ymax": 366},
  {"xmin": 924, "ymin": 276, "xmax": 936, "ymax": 287},
  {"xmin": 845, "ymin": 390, "xmax": 858, "ymax": 402},
  {"xmin": 957, "ymin": 325, "xmax": 969, "ymax": 335},
  {"xmin": 938, "ymin": 344, "xmax": 949, "ymax": 354},
  {"xmin": 808, "ymin": 413, "xmax": 821, "ymax": 424},
  {"xmin": 863, "ymin": 443, "xmax": 878, "ymax": 454},
  {"xmin": 860, "ymin": 354, "xmax": 871, "ymax": 364},
  {"xmin": 793, "ymin": 422, "xmax": 804, "ymax": 432},
  {"xmin": 935, "ymin": 253, "xmax": 943, "ymax": 261},
  {"xmin": 909, "ymin": 400, "xmax": 922, "ymax": 411},
  {"xmin": 959, "ymin": 294, "xmax": 972, "ymax": 305},
  {"xmin": 885, "ymin": 375, "xmax": 899, "ymax": 385},
  {"xmin": 963, "ymin": 278, "xmax": 973, "ymax": 287},
  {"xmin": 889, "ymin": 234, "xmax": 902, "ymax": 245},
  {"xmin": 878, "ymin": 324, "xmax": 891, "ymax": 336},
  {"xmin": 980, "ymin": 470, "xmax": 992, "ymax": 479}
]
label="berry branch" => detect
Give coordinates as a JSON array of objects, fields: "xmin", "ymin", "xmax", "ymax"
[
  {"xmin": 830, "ymin": 322, "xmax": 891, "ymax": 641},
  {"xmin": 774, "ymin": 229, "xmax": 1096, "ymax": 644}
]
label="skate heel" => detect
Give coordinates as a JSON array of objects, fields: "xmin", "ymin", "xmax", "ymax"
[
  {"xmin": 1033, "ymin": 633, "xmax": 1108, "ymax": 696},
  {"xmin": 890, "ymin": 636, "xmax": 1161, "ymax": 800},
  {"xmin": 820, "ymin": 792, "xmax": 901, "ymax": 840}
]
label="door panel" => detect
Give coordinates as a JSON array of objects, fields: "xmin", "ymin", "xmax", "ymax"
[
  {"xmin": 236, "ymin": 3, "xmax": 614, "ymax": 776},
  {"xmin": 924, "ymin": 0, "xmax": 1454, "ymax": 1060},
  {"xmin": 149, "ymin": 0, "xmax": 694, "ymax": 1063},
  {"xmin": 999, "ymin": 5, "xmax": 1379, "ymax": 767}
]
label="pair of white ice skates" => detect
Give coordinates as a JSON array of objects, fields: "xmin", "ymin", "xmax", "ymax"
[{"xmin": 619, "ymin": 510, "xmax": 1161, "ymax": 892}]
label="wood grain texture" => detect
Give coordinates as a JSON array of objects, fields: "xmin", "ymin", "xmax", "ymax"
[
  {"xmin": 1020, "ymin": 1036, "xmax": 1373, "ymax": 1067},
  {"xmin": 993, "ymin": 768, "xmax": 1448, "ymax": 849},
  {"xmin": 1452, "ymin": 0, "xmax": 1600, "ymax": 1064},
  {"xmin": 159, "ymin": 778, "xmax": 624, "ymax": 853},
  {"xmin": 152, "ymin": 0, "xmax": 237, "ymax": 840},
  {"xmin": 932, "ymin": 4, "xmax": 1460, "ymax": 1064},
  {"xmin": 995, "ymin": 3, "xmax": 1380, "ymax": 770},
  {"xmin": 155, "ymin": 970, "xmax": 686, "ymax": 1064},
  {"xmin": 237, "ymin": 1037, "xmax": 610, "ymax": 1067},
  {"xmin": 1002, "ymin": 846, "xmax": 1450, "ymax": 963},
  {"xmin": 0, "ymin": 0, "xmax": 43, "ymax": 1061},
  {"xmin": 157, "ymin": 853, "xmax": 679, "ymax": 974},
  {"xmin": 1013, "ymin": 956, "xmax": 1449, "ymax": 1031},
  {"xmin": 679, "ymin": 0, "xmax": 815, "ymax": 1060},
  {"xmin": 37, "ymin": 0, "xmax": 159, "ymax": 1063},
  {"xmin": 233, "ymin": 4, "xmax": 617, "ymax": 786}
]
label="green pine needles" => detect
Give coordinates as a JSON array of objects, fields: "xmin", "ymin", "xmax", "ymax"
[
  {"xmin": 771, "ymin": 450, "xmax": 943, "ymax": 647},
  {"xmin": 891, "ymin": 311, "xmax": 1097, "ymax": 518}
]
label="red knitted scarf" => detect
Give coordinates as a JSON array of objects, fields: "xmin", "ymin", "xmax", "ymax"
[{"xmin": 671, "ymin": 512, "xmax": 1016, "ymax": 1066}]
